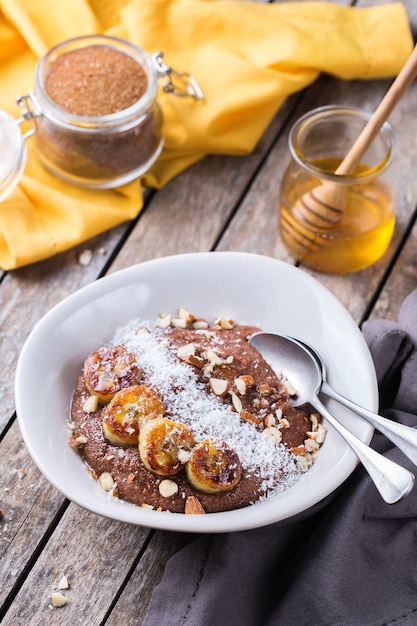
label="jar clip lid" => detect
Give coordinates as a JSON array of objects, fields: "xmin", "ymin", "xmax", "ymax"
[
  {"xmin": 16, "ymin": 93, "xmax": 42, "ymax": 129},
  {"xmin": 152, "ymin": 52, "xmax": 204, "ymax": 101}
]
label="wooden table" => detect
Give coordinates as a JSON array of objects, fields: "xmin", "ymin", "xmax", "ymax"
[{"xmin": 1, "ymin": 1, "xmax": 417, "ymax": 624}]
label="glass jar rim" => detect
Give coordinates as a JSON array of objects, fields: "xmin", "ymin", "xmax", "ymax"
[
  {"xmin": 34, "ymin": 34, "xmax": 158, "ymax": 130},
  {"xmin": 0, "ymin": 111, "xmax": 26, "ymax": 202},
  {"xmin": 288, "ymin": 105, "xmax": 396, "ymax": 184}
]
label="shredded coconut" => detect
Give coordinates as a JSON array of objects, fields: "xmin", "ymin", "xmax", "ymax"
[{"xmin": 113, "ymin": 319, "xmax": 303, "ymax": 497}]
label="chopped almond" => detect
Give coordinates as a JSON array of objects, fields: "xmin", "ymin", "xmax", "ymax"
[{"xmin": 240, "ymin": 409, "xmax": 262, "ymax": 426}]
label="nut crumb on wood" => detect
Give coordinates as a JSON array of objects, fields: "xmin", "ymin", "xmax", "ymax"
[
  {"xmin": 78, "ymin": 249, "xmax": 93, "ymax": 266},
  {"xmin": 51, "ymin": 591, "xmax": 68, "ymax": 608},
  {"xmin": 58, "ymin": 575, "xmax": 70, "ymax": 590}
]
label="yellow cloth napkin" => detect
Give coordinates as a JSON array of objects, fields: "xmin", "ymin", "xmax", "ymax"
[{"xmin": 0, "ymin": 0, "xmax": 413, "ymax": 270}]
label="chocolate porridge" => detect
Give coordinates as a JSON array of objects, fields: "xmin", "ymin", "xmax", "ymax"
[{"xmin": 69, "ymin": 310, "xmax": 326, "ymax": 514}]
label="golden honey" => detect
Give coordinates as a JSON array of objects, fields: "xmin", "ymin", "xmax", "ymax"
[
  {"xmin": 279, "ymin": 158, "xmax": 395, "ymax": 274},
  {"xmin": 278, "ymin": 106, "xmax": 396, "ymax": 274}
]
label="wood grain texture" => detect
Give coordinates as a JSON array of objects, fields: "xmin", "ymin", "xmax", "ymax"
[
  {"xmin": 108, "ymin": 96, "xmax": 301, "ymax": 273},
  {"xmin": 0, "ymin": 225, "xmax": 130, "ymax": 433},
  {"xmin": 0, "ymin": 422, "xmax": 65, "ymax": 606},
  {"xmin": 370, "ymin": 219, "xmax": 417, "ymax": 323},
  {"xmin": 105, "ymin": 531, "xmax": 190, "ymax": 626},
  {"xmin": 1, "ymin": 0, "xmax": 417, "ymax": 624},
  {"xmin": 1, "ymin": 505, "xmax": 151, "ymax": 626}
]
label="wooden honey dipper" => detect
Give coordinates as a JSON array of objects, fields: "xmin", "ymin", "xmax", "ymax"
[{"xmin": 286, "ymin": 42, "xmax": 417, "ymax": 246}]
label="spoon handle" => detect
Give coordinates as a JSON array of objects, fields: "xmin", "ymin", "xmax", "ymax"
[
  {"xmin": 335, "ymin": 42, "xmax": 417, "ymax": 176},
  {"xmin": 321, "ymin": 381, "xmax": 417, "ymax": 467},
  {"xmin": 312, "ymin": 396, "xmax": 414, "ymax": 504}
]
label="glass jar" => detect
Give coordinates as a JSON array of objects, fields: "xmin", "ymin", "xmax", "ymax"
[
  {"xmin": 279, "ymin": 106, "xmax": 396, "ymax": 274},
  {"xmin": 25, "ymin": 35, "xmax": 164, "ymax": 189},
  {"xmin": 0, "ymin": 111, "xmax": 27, "ymax": 202},
  {"xmin": 2, "ymin": 35, "xmax": 203, "ymax": 193}
]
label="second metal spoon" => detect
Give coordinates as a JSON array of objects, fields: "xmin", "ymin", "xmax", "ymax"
[
  {"xmin": 289, "ymin": 336, "xmax": 417, "ymax": 467},
  {"xmin": 248, "ymin": 332, "xmax": 414, "ymax": 504}
]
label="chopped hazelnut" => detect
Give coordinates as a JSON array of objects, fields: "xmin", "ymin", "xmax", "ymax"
[
  {"xmin": 171, "ymin": 317, "xmax": 187, "ymax": 328},
  {"xmin": 234, "ymin": 377, "xmax": 247, "ymax": 395},
  {"xmin": 215, "ymin": 317, "xmax": 234, "ymax": 330},
  {"xmin": 58, "ymin": 576, "xmax": 70, "ymax": 590},
  {"xmin": 99, "ymin": 472, "xmax": 115, "ymax": 491},
  {"xmin": 51, "ymin": 592, "xmax": 68, "ymax": 608},
  {"xmin": 262, "ymin": 426, "xmax": 282, "ymax": 444},
  {"xmin": 193, "ymin": 319, "xmax": 209, "ymax": 330},
  {"xmin": 83, "ymin": 395, "xmax": 98, "ymax": 413},
  {"xmin": 185, "ymin": 354, "xmax": 206, "ymax": 368},
  {"xmin": 157, "ymin": 314, "xmax": 172, "ymax": 328},
  {"xmin": 177, "ymin": 343, "xmax": 196, "ymax": 360},
  {"xmin": 178, "ymin": 308, "xmax": 194, "ymax": 324},
  {"xmin": 205, "ymin": 347, "xmax": 223, "ymax": 366},
  {"xmin": 159, "ymin": 479, "xmax": 179, "ymax": 498},
  {"xmin": 209, "ymin": 377, "xmax": 230, "ymax": 397}
]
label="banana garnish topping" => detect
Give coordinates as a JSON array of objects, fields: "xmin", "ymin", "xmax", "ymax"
[
  {"xmin": 139, "ymin": 417, "xmax": 196, "ymax": 476},
  {"xmin": 102, "ymin": 384, "xmax": 164, "ymax": 446},
  {"xmin": 186, "ymin": 438, "xmax": 242, "ymax": 494},
  {"xmin": 84, "ymin": 345, "xmax": 140, "ymax": 404}
]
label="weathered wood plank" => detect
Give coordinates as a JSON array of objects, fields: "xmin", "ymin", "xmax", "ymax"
[
  {"xmin": 1, "ymin": 505, "xmax": 151, "ymax": 626},
  {"xmin": 1, "ymin": 1, "xmax": 416, "ymax": 624},
  {"xmin": 0, "ymin": 227, "xmax": 134, "ymax": 616},
  {"xmin": 0, "ymin": 224, "xmax": 130, "ymax": 434},
  {"xmin": 368, "ymin": 218, "xmax": 417, "ymax": 323},
  {"xmin": 108, "ymin": 95, "xmax": 302, "ymax": 273},
  {"xmin": 0, "ymin": 422, "xmax": 65, "ymax": 607},
  {"xmin": 106, "ymin": 531, "xmax": 190, "ymax": 626}
]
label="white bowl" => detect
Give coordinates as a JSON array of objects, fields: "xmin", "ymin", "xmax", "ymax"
[{"xmin": 15, "ymin": 252, "xmax": 376, "ymax": 532}]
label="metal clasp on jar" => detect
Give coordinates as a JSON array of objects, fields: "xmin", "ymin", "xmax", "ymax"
[
  {"xmin": 152, "ymin": 52, "xmax": 204, "ymax": 101},
  {"xmin": 15, "ymin": 93, "xmax": 42, "ymax": 138}
]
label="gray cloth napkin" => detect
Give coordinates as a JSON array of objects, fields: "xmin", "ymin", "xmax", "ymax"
[{"xmin": 144, "ymin": 290, "xmax": 417, "ymax": 626}]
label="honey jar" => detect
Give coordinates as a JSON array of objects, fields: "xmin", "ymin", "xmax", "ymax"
[
  {"xmin": 279, "ymin": 106, "xmax": 396, "ymax": 274},
  {"xmin": 0, "ymin": 34, "xmax": 203, "ymax": 195}
]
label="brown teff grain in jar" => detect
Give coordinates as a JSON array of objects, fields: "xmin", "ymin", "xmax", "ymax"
[
  {"xmin": 34, "ymin": 40, "xmax": 164, "ymax": 188},
  {"xmin": 44, "ymin": 46, "xmax": 148, "ymax": 116}
]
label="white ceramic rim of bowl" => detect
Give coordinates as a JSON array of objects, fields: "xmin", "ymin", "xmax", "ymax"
[{"xmin": 15, "ymin": 252, "xmax": 377, "ymax": 533}]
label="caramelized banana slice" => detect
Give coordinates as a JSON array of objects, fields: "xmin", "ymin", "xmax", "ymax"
[
  {"xmin": 139, "ymin": 417, "xmax": 196, "ymax": 476},
  {"xmin": 102, "ymin": 384, "xmax": 164, "ymax": 446},
  {"xmin": 185, "ymin": 439, "xmax": 242, "ymax": 494},
  {"xmin": 84, "ymin": 345, "xmax": 140, "ymax": 404}
]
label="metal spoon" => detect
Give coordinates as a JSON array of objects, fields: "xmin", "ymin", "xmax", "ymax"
[
  {"xmin": 248, "ymin": 332, "xmax": 414, "ymax": 504},
  {"xmin": 289, "ymin": 336, "xmax": 417, "ymax": 467}
]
